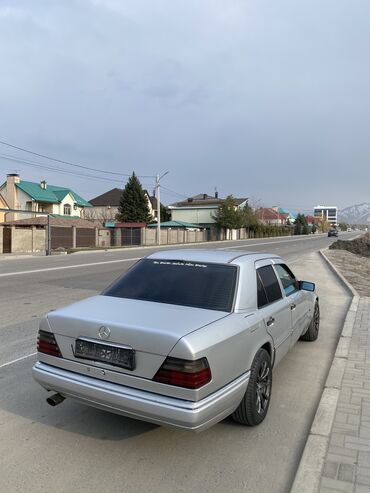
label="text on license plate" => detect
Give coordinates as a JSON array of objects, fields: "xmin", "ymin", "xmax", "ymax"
[{"xmin": 74, "ymin": 339, "xmax": 135, "ymax": 370}]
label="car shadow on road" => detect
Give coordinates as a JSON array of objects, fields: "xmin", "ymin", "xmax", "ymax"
[{"xmin": 0, "ymin": 358, "xmax": 158, "ymax": 440}]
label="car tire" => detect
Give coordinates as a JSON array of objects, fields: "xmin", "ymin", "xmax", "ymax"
[
  {"xmin": 300, "ymin": 301, "xmax": 320, "ymax": 342},
  {"xmin": 232, "ymin": 348, "xmax": 272, "ymax": 426}
]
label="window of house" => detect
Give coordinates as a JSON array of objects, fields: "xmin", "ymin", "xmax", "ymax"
[{"xmin": 64, "ymin": 204, "xmax": 71, "ymax": 215}]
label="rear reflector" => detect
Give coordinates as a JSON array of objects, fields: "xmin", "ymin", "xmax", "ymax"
[
  {"xmin": 37, "ymin": 330, "xmax": 62, "ymax": 357},
  {"xmin": 153, "ymin": 357, "xmax": 211, "ymax": 389}
]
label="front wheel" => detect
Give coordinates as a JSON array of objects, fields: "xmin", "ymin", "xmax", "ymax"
[
  {"xmin": 300, "ymin": 301, "xmax": 320, "ymax": 342},
  {"xmin": 232, "ymin": 348, "xmax": 272, "ymax": 426}
]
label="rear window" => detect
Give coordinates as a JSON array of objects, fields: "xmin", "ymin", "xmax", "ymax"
[{"xmin": 103, "ymin": 259, "xmax": 238, "ymax": 312}]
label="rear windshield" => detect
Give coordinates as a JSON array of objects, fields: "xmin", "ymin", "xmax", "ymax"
[{"xmin": 103, "ymin": 259, "xmax": 237, "ymax": 312}]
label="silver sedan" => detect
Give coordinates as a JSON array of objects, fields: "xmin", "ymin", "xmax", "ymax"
[{"xmin": 32, "ymin": 249, "xmax": 319, "ymax": 431}]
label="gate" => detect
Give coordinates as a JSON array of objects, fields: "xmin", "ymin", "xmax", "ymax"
[
  {"xmin": 3, "ymin": 227, "xmax": 11, "ymax": 253},
  {"xmin": 76, "ymin": 228, "xmax": 95, "ymax": 248},
  {"xmin": 121, "ymin": 228, "xmax": 142, "ymax": 246},
  {"xmin": 51, "ymin": 227, "xmax": 73, "ymax": 249}
]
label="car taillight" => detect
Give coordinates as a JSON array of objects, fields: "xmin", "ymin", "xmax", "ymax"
[
  {"xmin": 37, "ymin": 330, "xmax": 62, "ymax": 357},
  {"xmin": 153, "ymin": 357, "xmax": 211, "ymax": 389}
]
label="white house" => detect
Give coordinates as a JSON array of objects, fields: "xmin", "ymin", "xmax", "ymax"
[
  {"xmin": 168, "ymin": 193, "xmax": 248, "ymax": 227},
  {"xmin": 0, "ymin": 174, "xmax": 92, "ymax": 221}
]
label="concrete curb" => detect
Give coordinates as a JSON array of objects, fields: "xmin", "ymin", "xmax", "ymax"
[{"xmin": 290, "ymin": 249, "xmax": 360, "ymax": 493}]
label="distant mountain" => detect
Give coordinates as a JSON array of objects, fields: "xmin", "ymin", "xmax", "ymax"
[{"xmin": 339, "ymin": 203, "xmax": 370, "ymax": 224}]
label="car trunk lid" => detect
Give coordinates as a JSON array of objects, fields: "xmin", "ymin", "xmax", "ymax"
[{"xmin": 47, "ymin": 295, "xmax": 228, "ymax": 356}]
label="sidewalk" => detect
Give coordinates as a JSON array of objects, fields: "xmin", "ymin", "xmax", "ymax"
[
  {"xmin": 292, "ymin": 249, "xmax": 370, "ymax": 493},
  {"xmin": 320, "ymin": 296, "xmax": 370, "ymax": 492}
]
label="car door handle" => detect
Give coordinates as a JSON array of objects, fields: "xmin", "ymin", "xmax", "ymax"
[
  {"xmin": 266, "ymin": 317, "xmax": 275, "ymax": 327},
  {"xmin": 290, "ymin": 304, "xmax": 296, "ymax": 311}
]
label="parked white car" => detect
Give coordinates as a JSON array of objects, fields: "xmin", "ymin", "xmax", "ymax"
[{"xmin": 33, "ymin": 250, "xmax": 319, "ymax": 431}]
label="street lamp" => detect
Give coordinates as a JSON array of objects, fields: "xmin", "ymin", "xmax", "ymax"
[{"xmin": 156, "ymin": 171, "xmax": 169, "ymax": 246}]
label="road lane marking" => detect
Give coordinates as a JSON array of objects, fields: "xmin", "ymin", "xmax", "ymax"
[
  {"xmin": 0, "ymin": 352, "xmax": 37, "ymax": 368},
  {"xmin": 0, "ymin": 257, "xmax": 142, "ymax": 278},
  {"xmin": 219, "ymin": 236, "xmax": 325, "ymax": 250}
]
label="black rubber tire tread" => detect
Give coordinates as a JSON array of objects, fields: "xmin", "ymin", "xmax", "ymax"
[
  {"xmin": 232, "ymin": 348, "xmax": 272, "ymax": 426},
  {"xmin": 300, "ymin": 301, "xmax": 320, "ymax": 342}
]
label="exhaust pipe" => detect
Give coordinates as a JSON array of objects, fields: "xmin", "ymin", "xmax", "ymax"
[{"xmin": 46, "ymin": 393, "xmax": 65, "ymax": 407}]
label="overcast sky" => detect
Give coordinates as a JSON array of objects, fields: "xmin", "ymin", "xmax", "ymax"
[{"xmin": 0, "ymin": 0, "xmax": 369, "ymax": 212}]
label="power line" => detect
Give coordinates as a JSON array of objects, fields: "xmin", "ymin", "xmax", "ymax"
[
  {"xmin": 0, "ymin": 153, "xmax": 124, "ymax": 183},
  {"xmin": 0, "ymin": 139, "xmax": 156, "ymax": 179},
  {"xmin": 161, "ymin": 186, "xmax": 188, "ymax": 199},
  {"xmin": 0, "ymin": 152, "xmax": 155, "ymax": 189}
]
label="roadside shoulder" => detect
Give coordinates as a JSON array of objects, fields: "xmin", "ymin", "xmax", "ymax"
[{"xmin": 291, "ymin": 248, "xmax": 361, "ymax": 493}]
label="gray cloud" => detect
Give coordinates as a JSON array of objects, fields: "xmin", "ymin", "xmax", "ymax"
[{"xmin": 0, "ymin": 0, "xmax": 369, "ymax": 211}]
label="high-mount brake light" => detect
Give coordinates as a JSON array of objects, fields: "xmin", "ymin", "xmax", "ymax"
[
  {"xmin": 37, "ymin": 330, "xmax": 62, "ymax": 357},
  {"xmin": 153, "ymin": 357, "xmax": 211, "ymax": 389}
]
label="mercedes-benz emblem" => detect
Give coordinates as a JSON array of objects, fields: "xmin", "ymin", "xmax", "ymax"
[{"xmin": 98, "ymin": 326, "xmax": 111, "ymax": 340}]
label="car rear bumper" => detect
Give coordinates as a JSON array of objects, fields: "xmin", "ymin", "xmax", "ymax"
[{"xmin": 32, "ymin": 361, "xmax": 250, "ymax": 432}]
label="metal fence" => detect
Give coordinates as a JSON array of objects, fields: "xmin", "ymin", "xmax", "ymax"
[{"xmin": 0, "ymin": 208, "xmax": 97, "ymax": 255}]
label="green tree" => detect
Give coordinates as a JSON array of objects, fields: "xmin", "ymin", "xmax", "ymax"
[
  {"xmin": 302, "ymin": 219, "xmax": 309, "ymax": 235},
  {"xmin": 242, "ymin": 204, "xmax": 258, "ymax": 229},
  {"xmin": 338, "ymin": 222, "xmax": 348, "ymax": 232},
  {"xmin": 213, "ymin": 195, "xmax": 245, "ymax": 237},
  {"xmin": 160, "ymin": 204, "xmax": 170, "ymax": 222},
  {"xmin": 116, "ymin": 172, "xmax": 152, "ymax": 223},
  {"xmin": 314, "ymin": 216, "xmax": 330, "ymax": 233},
  {"xmin": 294, "ymin": 213, "xmax": 309, "ymax": 235}
]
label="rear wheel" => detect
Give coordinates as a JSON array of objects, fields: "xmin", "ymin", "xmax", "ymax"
[
  {"xmin": 232, "ymin": 348, "xmax": 272, "ymax": 426},
  {"xmin": 300, "ymin": 301, "xmax": 320, "ymax": 342}
]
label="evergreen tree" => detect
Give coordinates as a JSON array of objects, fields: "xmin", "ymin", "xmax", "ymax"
[
  {"xmin": 302, "ymin": 218, "xmax": 309, "ymax": 235},
  {"xmin": 116, "ymin": 172, "xmax": 152, "ymax": 223},
  {"xmin": 294, "ymin": 213, "xmax": 309, "ymax": 235},
  {"xmin": 160, "ymin": 204, "xmax": 171, "ymax": 222},
  {"xmin": 294, "ymin": 214, "xmax": 303, "ymax": 235}
]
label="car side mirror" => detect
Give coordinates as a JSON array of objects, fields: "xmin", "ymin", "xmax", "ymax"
[{"xmin": 299, "ymin": 280, "xmax": 315, "ymax": 292}]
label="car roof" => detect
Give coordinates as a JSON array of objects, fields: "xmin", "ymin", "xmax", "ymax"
[{"xmin": 147, "ymin": 249, "xmax": 282, "ymax": 264}]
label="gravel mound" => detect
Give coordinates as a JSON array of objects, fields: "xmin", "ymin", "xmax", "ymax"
[{"xmin": 329, "ymin": 233, "xmax": 370, "ymax": 258}]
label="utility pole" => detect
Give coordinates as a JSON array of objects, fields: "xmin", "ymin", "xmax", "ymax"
[
  {"xmin": 156, "ymin": 171, "xmax": 169, "ymax": 246},
  {"xmin": 47, "ymin": 214, "xmax": 51, "ymax": 256}
]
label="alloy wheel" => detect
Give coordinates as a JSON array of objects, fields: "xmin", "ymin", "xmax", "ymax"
[{"xmin": 256, "ymin": 360, "xmax": 271, "ymax": 415}]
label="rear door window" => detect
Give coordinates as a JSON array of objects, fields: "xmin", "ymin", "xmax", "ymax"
[
  {"xmin": 257, "ymin": 273, "xmax": 268, "ymax": 308},
  {"xmin": 257, "ymin": 265, "xmax": 282, "ymax": 305}
]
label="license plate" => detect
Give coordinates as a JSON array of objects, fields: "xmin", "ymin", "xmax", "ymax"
[{"xmin": 74, "ymin": 339, "xmax": 135, "ymax": 370}]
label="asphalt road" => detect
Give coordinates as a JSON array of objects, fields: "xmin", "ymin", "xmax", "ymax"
[{"xmin": 0, "ymin": 232, "xmax": 357, "ymax": 492}]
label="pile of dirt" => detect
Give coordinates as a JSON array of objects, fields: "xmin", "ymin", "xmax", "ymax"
[{"xmin": 329, "ymin": 233, "xmax": 370, "ymax": 258}]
